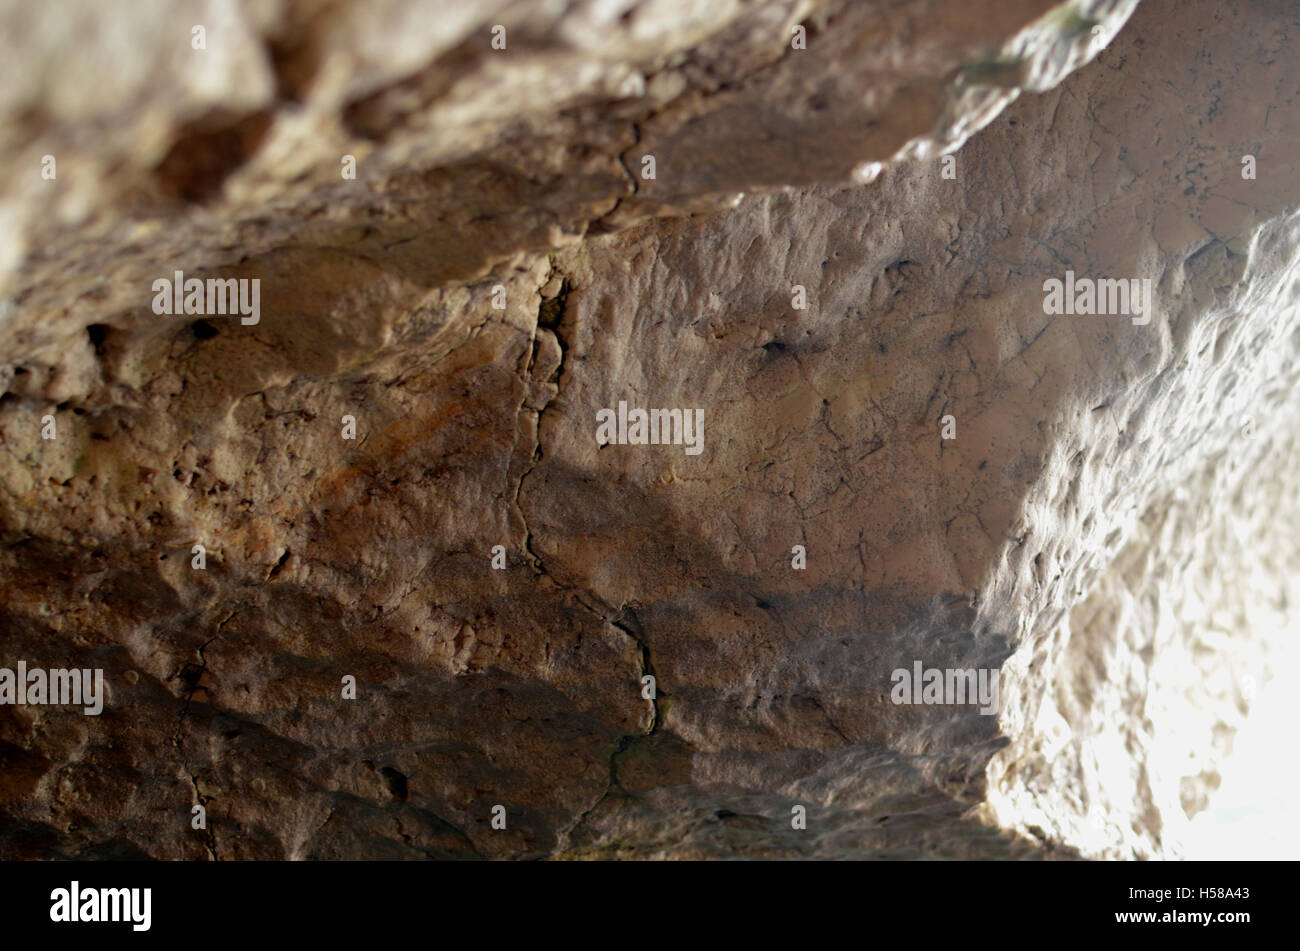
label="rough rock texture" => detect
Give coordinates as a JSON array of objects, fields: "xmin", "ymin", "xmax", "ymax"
[{"xmin": 1, "ymin": 0, "xmax": 1297, "ymax": 859}]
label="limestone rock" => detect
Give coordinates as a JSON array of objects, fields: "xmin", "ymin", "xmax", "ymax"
[{"xmin": 0, "ymin": 0, "xmax": 1297, "ymax": 859}]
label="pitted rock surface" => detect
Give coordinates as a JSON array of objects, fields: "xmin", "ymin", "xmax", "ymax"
[{"xmin": 1, "ymin": 0, "xmax": 1297, "ymax": 859}]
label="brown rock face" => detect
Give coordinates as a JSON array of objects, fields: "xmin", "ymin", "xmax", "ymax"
[{"xmin": 1, "ymin": 0, "xmax": 1297, "ymax": 860}]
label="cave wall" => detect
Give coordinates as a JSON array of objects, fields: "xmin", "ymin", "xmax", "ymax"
[{"xmin": 1, "ymin": 0, "xmax": 1297, "ymax": 859}]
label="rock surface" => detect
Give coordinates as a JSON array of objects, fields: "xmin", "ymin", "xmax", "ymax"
[{"xmin": 1, "ymin": 0, "xmax": 1297, "ymax": 859}]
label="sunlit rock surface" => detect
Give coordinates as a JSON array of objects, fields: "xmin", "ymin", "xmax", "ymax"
[{"xmin": 1, "ymin": 0, "xmax": 1297, "ymax": 860}]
